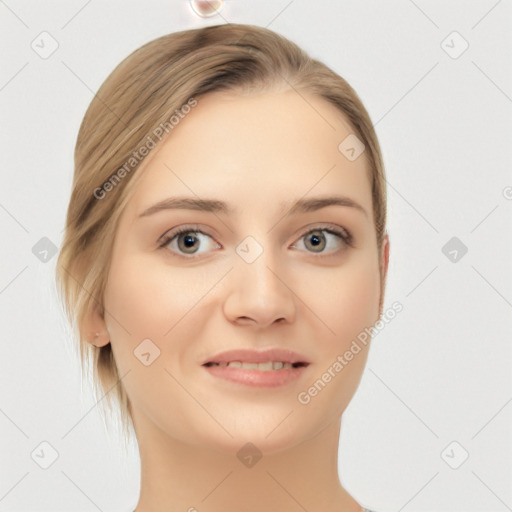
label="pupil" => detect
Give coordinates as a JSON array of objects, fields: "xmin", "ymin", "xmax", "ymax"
[
  {"xmin": 307, "ymin": 231, "xmax": 324, "ymax": 251},
  {"xmin": 180, "ymin": 232, "xmax": 198, "ymax": 252}
]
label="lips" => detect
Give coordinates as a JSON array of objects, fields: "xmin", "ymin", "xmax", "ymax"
[
  {"xmin": 202, "ymin": 348, "xmax": 311, "ymax": 387},
  {"xmin": 202, "ymin": 348, "xmax": 310, "ymax": 366}
]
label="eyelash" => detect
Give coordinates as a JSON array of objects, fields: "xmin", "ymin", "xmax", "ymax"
[{"xmin": 157, "ymin": 223, "xmax": 354, "ymax": 259}]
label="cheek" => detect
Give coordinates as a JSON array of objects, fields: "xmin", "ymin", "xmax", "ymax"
[
  {"xmin": 103, "ymin": 257, "xmax": 172, "ymax": 371},
  {"xmin": 336, "ymin": 267, "xmax": 379, "ymax": 336},
  {"xmin": 102, "ymin": 255, "xmax": 209, "ymax": 410},
  {"xmin": 105, "ymin": 254, "xmax": 202, "ymax": 333},
  {"xmin": 103, "ymin": 254, "xmax": 219, "ymax": 367},
  {"xmin": 104, "ymin": 257, "xmax": 159, "ymax": 338},
  {"xmin": 294, "ymin": 260, "xmax": 379, "ymax": 421},
  {"xmin": 304, "ymin": 254, "xmax": 381, "ymax": 349}
]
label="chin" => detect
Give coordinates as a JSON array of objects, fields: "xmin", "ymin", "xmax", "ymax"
[{"xmin": 193, "ymin": 420, "xmax": 314, "ymax": 457}]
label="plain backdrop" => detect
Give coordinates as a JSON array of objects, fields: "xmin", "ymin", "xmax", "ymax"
[{"xmin": 1, "ymin": 1, "xmax": 511, "ymax": 511}]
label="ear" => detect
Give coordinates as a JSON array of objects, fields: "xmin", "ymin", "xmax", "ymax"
[
  {"xmin": 378, "ymin": 233, "xmax": 390, "ymax": 318},
  {"xmin": 82, "ymin": 302, "xmax": 110, "ymax": 347},
  {"xmin": 380, "ymin": 232, "xmax": 390, "ymax": 278}
]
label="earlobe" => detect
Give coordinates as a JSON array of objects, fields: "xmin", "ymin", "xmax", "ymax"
[
  {"xmin": 83, "ymin": 304, "xmax": 110, "ymax": 347},
  {"xmin": 90, "ymin": 331, "xmax": 110, "ymax": 347}
]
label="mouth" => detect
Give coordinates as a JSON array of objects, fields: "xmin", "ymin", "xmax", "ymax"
[
  {"xmin": 200, "ymin": 348, "xmax": 311, "ymax": 387},
  {"xmin": 201, "ymin": 359, "xmax": 310, "ymax": 387},
  {"xmin": 202, "ymin": 361, "xmax": 309, "ymax": 371}
]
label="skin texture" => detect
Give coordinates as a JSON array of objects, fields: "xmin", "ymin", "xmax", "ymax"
[{"xmin": 85, "ymin": 89, "xmax": 390, "ymax": 512}]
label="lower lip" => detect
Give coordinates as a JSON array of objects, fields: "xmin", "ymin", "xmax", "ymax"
[{"xmin": 202, "ymin": 364, "xmax": 309, "ymax": 387}]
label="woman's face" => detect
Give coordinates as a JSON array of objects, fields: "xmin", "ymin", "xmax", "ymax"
[{"xmin": 99, "ymin": 89, "xmax": 388, "ymax": 454}]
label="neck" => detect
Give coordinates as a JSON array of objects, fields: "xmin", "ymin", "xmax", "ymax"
[{"xmin": 132, "ymin": 412, "xmax": 363, "ymax": 512}]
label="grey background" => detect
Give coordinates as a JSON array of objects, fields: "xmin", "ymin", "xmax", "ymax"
[{"xmin": 1, "ymin": 1, "xmax": 511, "ymax": 511}]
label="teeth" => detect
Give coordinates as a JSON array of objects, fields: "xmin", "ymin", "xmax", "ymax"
[{"xmin": 210, "ymin": 361, "xmax": 295, "ymax": 371}]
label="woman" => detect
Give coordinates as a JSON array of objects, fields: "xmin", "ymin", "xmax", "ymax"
[{"xmin": 56, "ymin": 23, "xmax": 389, "ymax": 512}]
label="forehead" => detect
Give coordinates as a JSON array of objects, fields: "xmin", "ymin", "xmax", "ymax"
[{"xmin": 123, "ymin": 89, "xmax": 372, "ymax": 221}]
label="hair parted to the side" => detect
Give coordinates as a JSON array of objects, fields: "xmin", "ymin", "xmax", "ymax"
[{"xmin": 55, "ymin": 23, "xmax": 387, "ymax": 447}]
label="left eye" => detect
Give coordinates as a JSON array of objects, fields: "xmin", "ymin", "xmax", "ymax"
[
  {"xmin": 158, "ymin": 225, "xmax": 352, "ymax": 258},
  {"xmin": 290, "ymin": 228, "xmax": 350, "ymax": 255}
]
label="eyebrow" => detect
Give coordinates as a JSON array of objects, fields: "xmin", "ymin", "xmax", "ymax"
[{"xmin": 138, "ymin": 195, "xmax": 368, "ymax": 219}]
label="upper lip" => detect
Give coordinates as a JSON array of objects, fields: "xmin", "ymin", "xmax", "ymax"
[{"xmin": 202, "ymin": 348, "xmax": 311, "ymax": 365}]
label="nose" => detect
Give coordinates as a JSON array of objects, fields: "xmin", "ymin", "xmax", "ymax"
[{"xmin": 223, "ymin": 245, "xmax": 297, "ymax": 328}]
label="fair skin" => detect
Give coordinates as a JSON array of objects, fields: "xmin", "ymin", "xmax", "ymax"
[{"xmin": 86, "ymin": 88, "xmax": 389, "ymax": 512}]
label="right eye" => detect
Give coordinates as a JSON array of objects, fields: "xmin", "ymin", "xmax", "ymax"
[{"xmin": 158, "ymin": 225, "xmax": 222, "ymax": 258}]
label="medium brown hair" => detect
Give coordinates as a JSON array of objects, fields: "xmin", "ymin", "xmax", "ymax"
[{"xmin": 55, "ymin": 23, "xmax": 387, "ymax": 445}]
